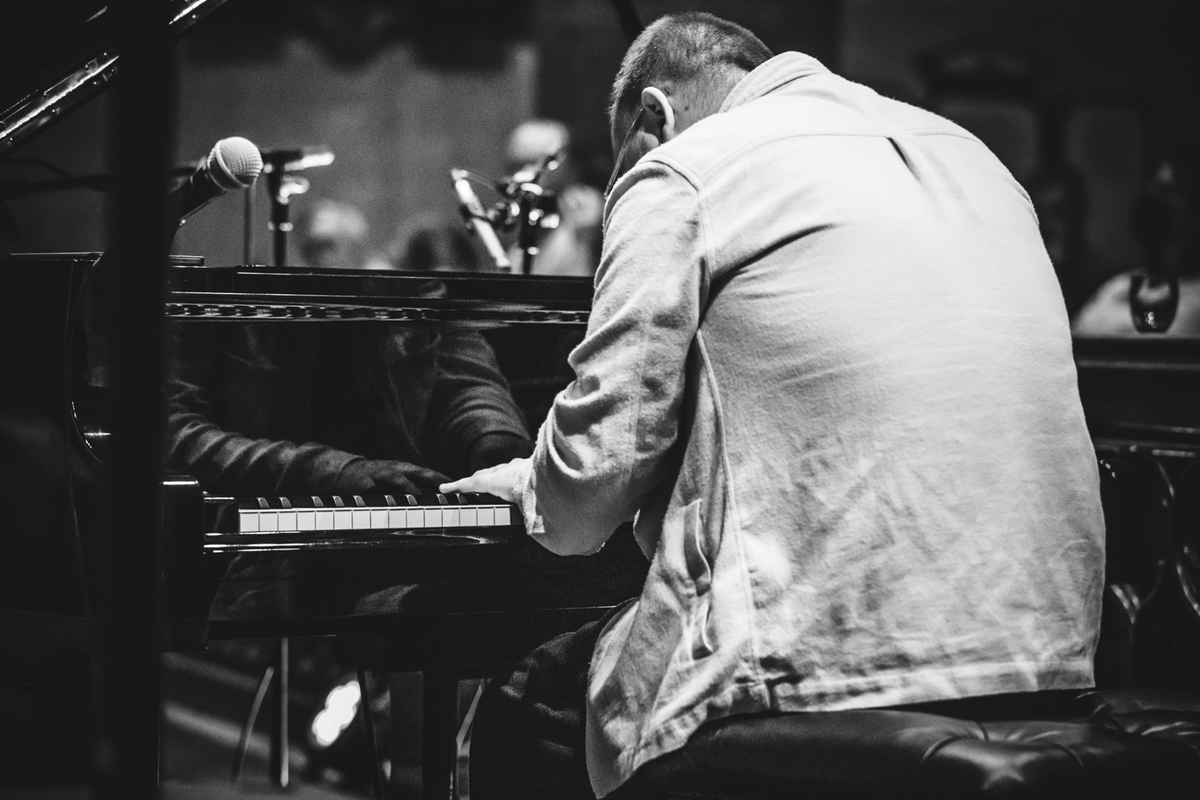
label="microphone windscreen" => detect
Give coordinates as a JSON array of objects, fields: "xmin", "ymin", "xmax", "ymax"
[{"xmin": 208, "ymin": 136, "xmax": 263, "ymax": 190}]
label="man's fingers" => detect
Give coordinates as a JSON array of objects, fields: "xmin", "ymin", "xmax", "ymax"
[
  {"xmin": 439, "ymin": 477, "xmax": 475, "ymax": 494},
  {"xmin": 439, "ymin": 459, "xmax": 525, "ymax": 502},
  {"xmin": 439, "ymin": 467, "xmax": 500, "ymax": 494}
]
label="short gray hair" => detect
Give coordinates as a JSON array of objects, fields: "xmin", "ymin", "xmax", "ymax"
[{"xmin": 608, "ymin": 13, "xmax": 773, "ymax": 150}]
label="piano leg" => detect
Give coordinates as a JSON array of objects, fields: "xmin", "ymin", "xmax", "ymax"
[
  {"xmin": 422, "ymin": 669, "xmax": 458, "ymax": 800},
  {"xmin": 269, "ymin": 637, "xmax": 290, "ymax": 788},
  {"xmin": 357, "ymin": 669, "xmax": 387, "ymax": 800}
]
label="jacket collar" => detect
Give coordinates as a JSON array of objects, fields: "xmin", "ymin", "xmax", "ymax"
[{"xmin": 719, "ymin": 52, "xmax": 830, "ymax": 113}]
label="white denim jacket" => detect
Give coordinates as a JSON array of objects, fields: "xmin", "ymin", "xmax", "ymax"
[{"xmin": 511, "ymin": 52, "xmax": 1105, "ymax": 796}]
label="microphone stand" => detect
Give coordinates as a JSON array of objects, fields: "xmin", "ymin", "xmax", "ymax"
[
  {"xmin": 515, "ymin": 184, "xmax": 545, "ymax": 275},
  {"xmin": 243, "ymin": 181, "xmax": 255, "ymax": 265},
  {"xmin": 502, "ymin": 151, "xmax": 561, "ymax": 274},
  {"xmin": 265, "ymin": 168, "xmax": 309, "ymax": 268},
  {"xmin": 1129, "ymin": 161, "xmax": 1183, "ymax": 334},
  {"xmin": 261, "ymin": 147, "xmax": 331, "ymax": 267},
  {"xmin": 257, "ymin": 146, "xmax": 330, "ymax": 788}
]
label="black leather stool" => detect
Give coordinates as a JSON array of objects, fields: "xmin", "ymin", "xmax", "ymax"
[{"xmin": 613, "ymin": 689, "xmax": 1200, "ymax": 799}]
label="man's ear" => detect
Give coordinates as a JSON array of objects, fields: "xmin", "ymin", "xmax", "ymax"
[{"xmin": 641, "ymin": 86, "xmax": 677, "ymax": 143}]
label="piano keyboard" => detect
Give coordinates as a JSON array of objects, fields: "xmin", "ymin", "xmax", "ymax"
[{"xmin": 232, "ymin": 493, "xmax": 515, "ymax": 534}]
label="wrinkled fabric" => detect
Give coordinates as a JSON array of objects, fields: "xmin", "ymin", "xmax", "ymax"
[{"xmin": 509, "ymin": 52, "xmax": 1105, "ymax": 796}]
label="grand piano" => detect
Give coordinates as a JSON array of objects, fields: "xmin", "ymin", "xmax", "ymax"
[
  {"xmin": 1, "ymin": 1, "xmax": 649, "ymax": 797},
  {"xmin": 2, "ymin": 2, "xmax": 1199, "ymax": 799}
]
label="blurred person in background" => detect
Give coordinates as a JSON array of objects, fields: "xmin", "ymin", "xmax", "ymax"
[
  {"xmin": 295, "ymin": 197, "xmax": 374, "ymax": 271},
  {"xmin": 503, "ymin": 119, "xmax": 604, "ymax": 278},
  {"xmin": 387, "ymin": 213, "xmax": 489, "ymax": 273},
  {"xmin": 1072, "ymin": 152, "xmax": 1200, "ymax": 337}
]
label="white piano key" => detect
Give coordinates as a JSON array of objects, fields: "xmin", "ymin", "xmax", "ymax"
[{"xmin": 235, "ymin": 497, "xmax": 519, "ymax": 535}]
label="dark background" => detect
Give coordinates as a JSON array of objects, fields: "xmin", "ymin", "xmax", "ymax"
[{"xmin": 2, "ymin": 0, "xmax": 1195, "ymax": 312}]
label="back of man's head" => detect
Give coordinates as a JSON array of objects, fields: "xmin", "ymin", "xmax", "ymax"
[{"xmin": 608, "ymin": 13, "xmax": 773, "ymax": 152}]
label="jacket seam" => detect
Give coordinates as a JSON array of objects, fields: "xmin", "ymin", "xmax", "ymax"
[
  {"xmin": 693, "ymin": 330, "xmax": 761, "ymax": 692},
  {"xmin": 692, "ymin": 176, "xmax": 761, "ymax": 694},
  {"xmin": 654, "ymin": 127, "xmax": 984, "ymax": 190}
]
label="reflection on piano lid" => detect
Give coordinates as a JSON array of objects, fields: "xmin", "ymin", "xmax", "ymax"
[{"xmin": 220, "ymin": 492, "xmax": 515, "ymax": 534}]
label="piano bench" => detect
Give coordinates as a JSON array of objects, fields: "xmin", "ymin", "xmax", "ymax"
[{"xmin": 613, "ymin": 689, "xmax": 1200, "ymax": 800}]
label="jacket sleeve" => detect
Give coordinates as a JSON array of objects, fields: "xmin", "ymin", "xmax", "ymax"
[
  {"xmin": 422, "ymin": 330, "xmax": 532, "ymax": 477},
  {"xmin": 514, "ymin": 160, "xmax": 708, "ymax": 555},
  {"xmin": 164, "ymin": 327, "xmax": 362, "ymax": 497}
]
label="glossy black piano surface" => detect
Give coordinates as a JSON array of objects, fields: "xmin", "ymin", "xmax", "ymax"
[
  {"xmin": 1, "ymin": 251, "xmax": 648, "ymax": 643},
  {"xmin": 165, "ymin": 264, "xmax": 593, "ymax": 324}
]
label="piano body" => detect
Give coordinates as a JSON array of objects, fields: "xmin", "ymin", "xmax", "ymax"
[
  {"xmin": 2, "ymin": 1, "xmax": 1199, "ymax": 798},
  {"xmin": 1, "ymin": 1, "xmax": 649, "ymax": 796},
  {"xmin": 0, "ymin": 255, "xmax": 650, "ymax": 795},
  {"xmin": 153, "ymin": 265, "xmax": 648, "ymax": 644}
]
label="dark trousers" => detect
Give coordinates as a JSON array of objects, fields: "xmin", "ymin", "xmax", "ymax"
[{"xmin": 469, "ymin": 604, "xmax": 634, "ymax": 800}]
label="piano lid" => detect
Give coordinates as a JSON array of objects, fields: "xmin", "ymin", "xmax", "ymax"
[
  {"xmin": 0, "ymin": 0, "xmax": 232, "ymax": 157},
  {"xmin": 164, "ymin": 264, "xmax": 594, "ymax": 325}
]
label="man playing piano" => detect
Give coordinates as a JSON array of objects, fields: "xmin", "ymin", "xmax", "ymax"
[{"xmin": 442, "ymin": 12, "xmax": 1105, "ymax": 800}]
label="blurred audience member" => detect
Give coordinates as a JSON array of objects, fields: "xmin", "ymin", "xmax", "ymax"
[
  {"xmin": 503, "ymin": 119, "xmax": 604, "ymax": 277},
  {"xmin": 1073, "ymin": 154, "xmax": 1200, "ymax": 337},
  {"xmin": 505, "ymin": 119, "xmax": 573, "ymax": 194},
  {"xmin": 388, "ymin": 214, "xmax": 487, "ymax": 272},
  {"xmin": 295, "ymin": 198, "xmax": 372, "ymax": 270}
]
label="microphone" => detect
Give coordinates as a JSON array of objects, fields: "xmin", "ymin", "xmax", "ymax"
[
  {"xmin": 503, "ymin": 148, "xmax": 562, "ymax": 197},
  {"xmin": 451, "ymin": 168, "xmax": 512, "ymax": 272},
  {"xmin": 167, "ymin": 136, "xmax": 263, "ymax": 229}
]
